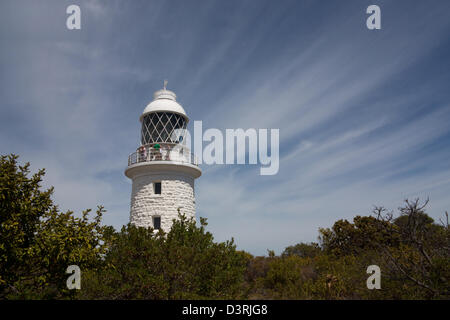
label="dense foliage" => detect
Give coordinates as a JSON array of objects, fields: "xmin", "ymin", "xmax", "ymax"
[
  {"xmin": 0, "ymin": 155, "xmax": 109, "ymax": 299},
  {"xmin": 1, "ymin": 154, "xmax": 449, "ymax": 299},
  {"xmin": 79, "ymin": 214, "xmax": 249, "ymax": 299}
]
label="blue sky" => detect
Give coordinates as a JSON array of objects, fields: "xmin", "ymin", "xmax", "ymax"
[{"xmin": 1, "ymin": 0, "xmax": 450, "ymax": 255}]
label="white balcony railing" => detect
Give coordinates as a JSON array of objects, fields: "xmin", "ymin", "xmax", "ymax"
[{"xmin": 127, "ymin": 145, "xmax": 199, "ymax": 166}]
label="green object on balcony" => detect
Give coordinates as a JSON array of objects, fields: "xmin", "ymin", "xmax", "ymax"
[{"xmin": 154, "ymin": 144, "xmax": 160, "ymax": 150}]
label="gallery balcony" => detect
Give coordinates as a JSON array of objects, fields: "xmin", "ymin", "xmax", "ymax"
[{"xmin": 127, "ymin": 144, "xmax": 199, "ymax": 167}]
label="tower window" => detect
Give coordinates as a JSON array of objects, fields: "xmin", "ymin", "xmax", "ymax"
[
  {"xmin": 153, "ymin": 216, "xmax": 161, "ymax": 230},
  {"xmin": 154, "ymin": 182, "xmax": 162, "ymax": 194}
]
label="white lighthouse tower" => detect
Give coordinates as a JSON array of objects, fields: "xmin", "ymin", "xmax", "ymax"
[{"xmin": 125, "ymin": 82, "xmax": 201, "ymax": 232}]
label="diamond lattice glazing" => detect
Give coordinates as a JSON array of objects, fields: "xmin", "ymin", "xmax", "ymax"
[{"xmin": 141, "ymin": 112, "xmax": 187, "ymax": 145}]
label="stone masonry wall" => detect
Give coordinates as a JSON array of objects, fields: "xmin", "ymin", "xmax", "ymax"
[{"xmin": 129, "ymin": 172, "xmax": 196, "ymax": 232}]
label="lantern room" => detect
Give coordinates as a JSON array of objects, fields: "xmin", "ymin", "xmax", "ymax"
[{"xmin": 139, "ymin": 84, "xmax": 188, "ymax": 146}]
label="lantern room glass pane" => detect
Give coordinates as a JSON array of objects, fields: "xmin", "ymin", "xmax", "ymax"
[{"xmin": 141, "ymin": 112, "xmax": 187, "ymax": 144}]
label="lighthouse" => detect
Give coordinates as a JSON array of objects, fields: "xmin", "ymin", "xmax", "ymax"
[{"xmin": 125, "ymin": 82, "xmax": 201, "ymax": 232}]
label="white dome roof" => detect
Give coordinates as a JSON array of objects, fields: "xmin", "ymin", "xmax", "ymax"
[{"xmin": 140, "ymin": 88, "xmax": 188, "ymax": 121}]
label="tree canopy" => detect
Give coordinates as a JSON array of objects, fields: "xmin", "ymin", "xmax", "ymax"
[
  {"xmin": 0, "ymin": 154, "xmax": 109, "ymax": 299},
  {"xmin": 1, "ymin": 154, "xmax": 449, "ymax": 299}
]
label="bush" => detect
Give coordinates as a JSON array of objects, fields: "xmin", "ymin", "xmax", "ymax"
[
  {"xmin": 78, "ymin": 214, "xmax": 249, "ymax": 299},
  {"xmin": 1, "ymin": 154, "xmax": 448, "ymax": 299},
  {"xmin": 0, "ymin": 154, "xmax": 109, "ymax": 299}
]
